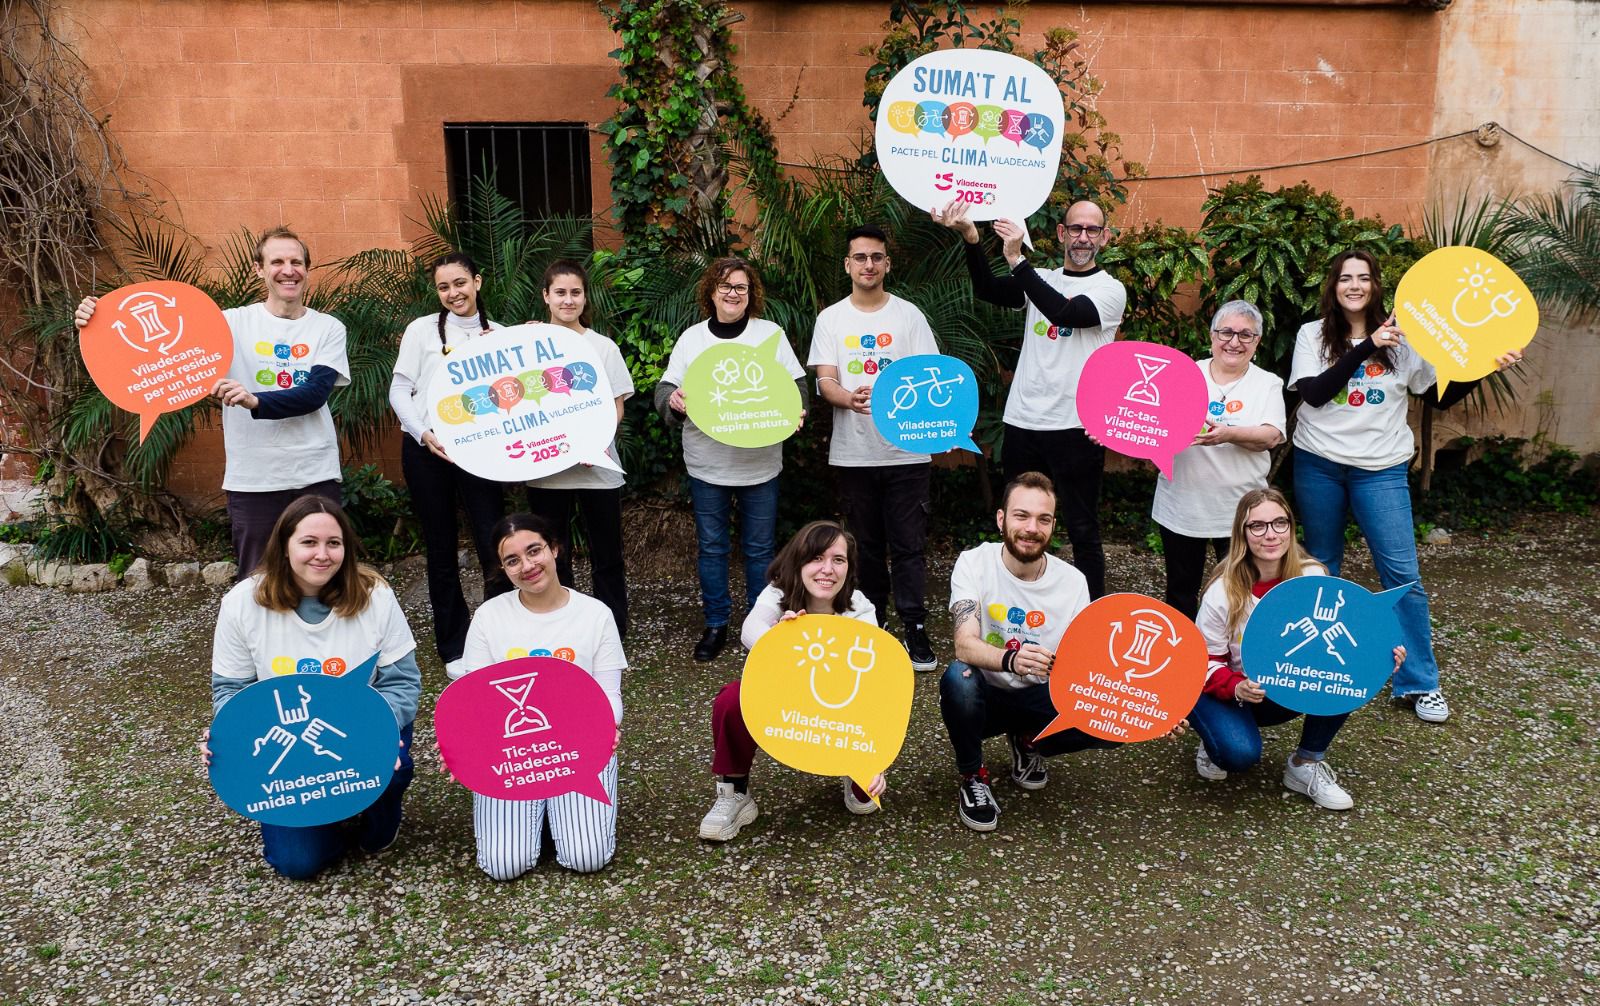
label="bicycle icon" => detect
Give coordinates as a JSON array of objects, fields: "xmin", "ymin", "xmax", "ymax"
[{"xmin": 888, "ymin": 367, "xmax": 965, "ymax": 419}]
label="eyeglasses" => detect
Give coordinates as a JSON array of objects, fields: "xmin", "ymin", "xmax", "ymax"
[
  {"xmin": 1243, "ymin": 518, "xmax": 1292, "ymax": 537},
  {"xmin": 1063, "ymin": 224, "xmax": 1105, "ymax": 237},
  {"xmin": 848, "ymin": 253, "xmax": 888, "ymax": 265},
  {"xmin": 1213, "ymin": 328, "xmax": 1260, "ymax": 344},
  {"xmin": 500, "ymin": 545, "xmax": 548, "ymax": 571},
  {"xmin": 715, "ymin": 282, "xmax": 750, "ymax": 296}
]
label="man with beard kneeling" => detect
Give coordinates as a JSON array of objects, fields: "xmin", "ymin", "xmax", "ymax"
[{"xmin": 939, "ymin": 471, "xmax": 1117, "ymax": 831}]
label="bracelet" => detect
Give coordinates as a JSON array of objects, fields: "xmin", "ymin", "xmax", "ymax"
[
  {"xmin": 817, "ymin": 375, "xmax": 843, "ymax": 387},
  {"xmin": 1000, "ymin": 648, "xmax": 1018, "ymax": 676}
]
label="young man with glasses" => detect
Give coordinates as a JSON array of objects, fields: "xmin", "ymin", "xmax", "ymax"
[
  {"xmin": 933, "ymin": 199, "xmax": 1127, "ymax": 598},
  {"xmin": 807, "ymin": 224, "xmax": 941, "ymax": 670}
]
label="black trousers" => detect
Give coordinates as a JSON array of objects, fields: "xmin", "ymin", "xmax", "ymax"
[
  {"xmin": 226, "ymin": 479, "xmax": 342, "ymax": 581},
  {"xmin": 1157, "ymin": 524, "xmax": 1228, "ymax": 622},
  {"xmin": 834, "ymin": 463, "xmax": 931, "ymax": 626},
  {"xmin": 401, "ymin": 436, "xmax": 510, "ymax": 663},
  {"xmin": 525, "ymin": 485, "xmax": 629, "ymax": 639},
  {"xmin": 1002, "ymin": 424, "xmax": 1106, "ymax": 598}
]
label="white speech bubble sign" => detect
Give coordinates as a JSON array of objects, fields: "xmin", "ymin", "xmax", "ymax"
[
  {"xmin": 424, "ymin": 323, "xmax": 621, "ymax": 483},
  {"xmin": 875, "ymin": 49, "xmax": 1065, "ymax": 229}
]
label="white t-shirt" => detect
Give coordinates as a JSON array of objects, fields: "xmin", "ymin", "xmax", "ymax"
[
  {"xmin": 1151, "ymin": 360, "xmax": 1286, "ymax": 538},
  {"xmin": 459, "ymin": 588, "xmax": 627, "ymax": 724},
  {"xmin": 739, "ymin": 582, "xmax": 878, "ymax": 650},
  {"xmin": 211, "ymin": 577, "xmax": 416, "ymax": 690},
  {"xmin": 527, "ymin": 327, "xmax": 636, "ymax": 491},
  {"xmin": 807, "ymin": 294, "xmax": 939, "ymax": 468},
  {"xmin": 391, "ymin": 311, "xmax": 496, "ymax": 444},
  {"xmin": 1289, "ymin": 320, "xmax": 1436, "ymax": 470},
  {"xmin": 1003, "ymin": 266, "xmax": 1126, "ymax": 431},
  {"xmin": 221, "ymin": 303, "xmax": 351, "ymax": 492},
  {"xmin": 948, "ymin": 542, "xmax": 1091, "ymax": 691},
  {"xmin": 660, "ymin": 319, "xmax": 806, "ymax": 486}
]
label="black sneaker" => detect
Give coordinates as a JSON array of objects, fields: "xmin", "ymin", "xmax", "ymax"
[
  {"xmin": 957, "ymin": 769, "xmax": 999, "ymax": 832},
  {"xmin": 693, "ymin": 625, "xmax": 728, "ymax": 662},
  {"xmin": 1008, "ymin": 733, "xmax": 1048, "ymax": 790},
  {"xmin": 906, "ymin": 623, "xmax": 937, "ymax": 672}
]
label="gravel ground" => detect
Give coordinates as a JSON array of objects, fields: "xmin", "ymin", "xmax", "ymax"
[{"xmin": 1, "ymin": 512, "xmax": 1596, "ymax": 1005}]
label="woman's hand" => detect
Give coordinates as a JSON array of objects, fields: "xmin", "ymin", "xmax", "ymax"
[
  {"xmin": 1494, "ymin": 349, "xmax": 1524, "ymax": 371},
  {"xmin": 1192, "ymin": 423, "xmax": 1233, "ymax": 448},
  {"xmin": 74, "ymin": 296, "xmax": 98, "ymax": 330},
  {"xmin": 668, "ymin": 388, "xmax": 688, "ymax": 415},
  {"xmin": 778, "ymin": 610, "xmax": 804, "ymax": 623},
  {"xmin": 421, "ymin": 430, "xmax": 454, "ymax": 463},
  {"xmin": 212, "ymin": 378, "xmax": 260, "ymax": 411},
  {"xmin": 1391, "ymin": 645, "xmax": 1407, "ymax": 672},
  {"xmin": 1234, "ymin": 678, "xmax": 1266, "ymax": 704},
  {"xmin": 931, "ymin": 198, "xmax": 980, "ymax": 244},
  {"xmin": 867, "ymin": 772, "xmax": 887, "ymax": 799},
  {"xmin": 198, "ymin": 727, "xmax": 213, "ymax": 769},
  {"xmin": 1371, "ymin": 313, "xmax": 1405, "ymax": 350},
  {"xmin": 1167, "ymin": 718, "xmax": 1190, "ymax": 740},
  {"xmin": 396, "ymin": 735, "xmax": 406, "ymax": 773},
  {"xmin": 431, "ymin": 737, "xmax": 450, "ymax": 775}
]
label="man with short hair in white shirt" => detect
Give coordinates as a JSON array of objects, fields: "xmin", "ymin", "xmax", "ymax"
[
  {"xmin": 940, "ymin": 471, "xmax": 1116, "ymax": 832},
  {"xmin": 76, "ymin": 227, "xmax": 350, "ymax": 578},
  {"xmin": 933, "ymin": 198, "xmax": 1127, "ymax": 599},
  {"xmin": 808, "ymin": 224, "xmax": 941, "ymax": 671}
]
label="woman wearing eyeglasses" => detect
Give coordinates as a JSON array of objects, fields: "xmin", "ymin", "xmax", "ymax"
[
  {"xmin": 1189, "ymin": 488, "xmax": 1403, "ymax": 810},
  {"xmin": 1289, "ymin": 251, "xmax": 1523, "ymax": 724},
  {"xmin": 654, "ymin": 258, "xmax": 809, "ymax": 663},
  {"xmin": 1150, "ymin": 300, "xmax": 1286, "ymax": 620}
]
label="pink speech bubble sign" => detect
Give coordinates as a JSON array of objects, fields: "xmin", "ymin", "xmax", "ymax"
[
  {"xmin": 434, "ymin": 657, "xmax": 616, "ymax": 805},
  {"xmin": 1077, "ymin": 342, "xmax": 1209, "ymax": 479}
]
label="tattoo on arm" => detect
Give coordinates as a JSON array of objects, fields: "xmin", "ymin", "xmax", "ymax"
[{"xmin": 951, "ymin": 599, "xmax": 978, "ymax": 633}]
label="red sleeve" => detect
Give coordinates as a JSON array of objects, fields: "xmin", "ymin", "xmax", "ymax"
[{"xmin": 1203, "ymin": 657, "xmax": 1245, "ymax": 701}]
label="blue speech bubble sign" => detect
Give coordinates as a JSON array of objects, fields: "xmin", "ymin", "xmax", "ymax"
[
  {"xmin": 869, "ymin": 353, "xmax": 980, "ymax": 454},
  {"xmin": 1240, "ymin": 575, "xmax": 1407, "ymax": 716},
  {"xmin": 208, "ymin": 654, "xmax": 399, "ymax": 827}
]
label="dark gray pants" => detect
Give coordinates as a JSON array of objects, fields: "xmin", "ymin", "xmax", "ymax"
[
  {"xmin": 835, "ymin": 462, "xmax": 931, "ymax": 626},
  {"xmin": 226, "ymin": 479, "xmax": 342, "ymax": 581}
]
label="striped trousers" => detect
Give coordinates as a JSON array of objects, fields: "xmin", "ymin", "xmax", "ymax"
[{"xmin": 471, "ymin": 756, "xmax": 618, "ymax": 879}]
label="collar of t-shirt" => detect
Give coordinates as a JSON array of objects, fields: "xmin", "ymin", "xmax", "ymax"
[
  {"xmin": 1251, "ymin": 578, "xmax": 1282, "ymax": 599},
  {"xmin": 1061, "ymin": 264, "xmax": 1103, "ymax": 278},
  {"xmin": 445, "ymin": 311, "xmax": 482, "ymax": 332},
  {"xmin": 296, "ymin": 595, "xmax": 332, "ymax": 624},
  {"xmin": 708, "ymin": 315, "xmax": 749, "ymax": 339}
]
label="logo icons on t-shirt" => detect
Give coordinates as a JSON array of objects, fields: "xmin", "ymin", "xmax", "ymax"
[
  {"xmin": 270, "ymin": 655, "xmax": 350, "ymax": 677},
  {"xmin": 1031, "ymin": 320, "xmax": 1066, "ymax": 340},
  {"xmin": 505, "ymin": 645, "xmax": 578, "ymax": 663},
  {"xmin": 252, "ymin": 340, "xmax": 313, "ymax": 388},
  {"xmin": 843, "ymin": 333, "xmax": 896, "ymax": 377},
  {"xmin": 1333, "ymin": 363, "xmax": 1389, "ymax": 408},
  {"xmin": 982, "ymin": 602, "xmax": 1047, "ymax": 647}
]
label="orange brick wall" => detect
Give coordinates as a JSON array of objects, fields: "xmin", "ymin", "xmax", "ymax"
[{"xmin": 50, "ymin": 0, "xmax": 1448, "ymax": 498}]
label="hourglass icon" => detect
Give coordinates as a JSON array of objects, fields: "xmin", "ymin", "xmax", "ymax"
[{"xmin": 1124, "ymin": 354, "xmax": 1167, "ymax": 407}]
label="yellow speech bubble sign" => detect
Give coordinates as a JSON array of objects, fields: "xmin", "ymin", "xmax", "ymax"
[
  {"xmin": 1394, "ymin": 246, "xmax": 1538, "ymax": 392},
  {"xmin": 739, "ymin": 615, "xmax": 914, "ymax": 803}
]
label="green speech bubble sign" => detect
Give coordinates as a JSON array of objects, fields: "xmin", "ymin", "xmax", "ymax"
[{"xmin": 683, "ymin": 333, "xmax": 803, "ymax": 448}]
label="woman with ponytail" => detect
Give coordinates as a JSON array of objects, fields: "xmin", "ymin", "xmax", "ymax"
[{"xmin": 388, "ymin": 253, "xmax": 511, "ymax": 676}]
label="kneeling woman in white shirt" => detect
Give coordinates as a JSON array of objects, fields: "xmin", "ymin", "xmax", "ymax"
[
  {"xmin": 698, "ymin": 520, "xmax": 883, "ymax": 842},
  {"xmin": 453, "ymin": 512, "xmax": 626, "ymax": 878},
  {"xmin": 208, "ymin": 495, "xmax": 421, "ymax": 879}
]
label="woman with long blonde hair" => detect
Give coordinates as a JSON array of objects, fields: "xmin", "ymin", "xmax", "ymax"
[{"xmin": 1188, "ymin": 488, "xmax": 1403, "ymax": 810}]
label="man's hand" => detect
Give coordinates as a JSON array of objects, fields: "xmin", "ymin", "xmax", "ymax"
[
  {"xmin": 992, "ymin": 218, "xmax": 1027, "ymax": 265},
  {"xmin": 848, "ymin": 385, "xmax": 871, "ymax": 415},
  {"xmin": 931, "ymin": 198, "xmax": 980, "ymax": 244},
  {"xmin": 74, "ymin": 296, "xmax": 98, "ymax": 330},
  {"xmin": 1010, "ymin": 642, "xmax": 1054, "ymax": 681},
  {"xmin": 213, "ymin": 379, "xmax": 260, "ymax": 411}
]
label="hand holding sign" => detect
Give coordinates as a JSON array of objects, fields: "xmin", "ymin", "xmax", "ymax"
[
  {"xmin": 78, "ymin": 282, "xmax": 233, "ymax": 442},
  {"xmin": 1394, "ymin": 247, "xmax": 1537, "ymax": 391},
  {"xmin": 434, "ymin": 657, "xmax": 617, "ymax": 805},
  {"xmin": 684, "ymin": 334, "xmax": 804, "ymax": 448},
  {"xmin": 869, "ymin": 353, "xmax": 981, "ymax": 454},
  {"xmin": 740, "ymin": 616, "xmax": 914, "ymax": 804},
  {"xmin": 208, "ymin": 654, "xmax": 398, "ymax": 827},
  {"xmin": 425, "ymin": 324, "xmax": 620, "ymax": 483},
  {"xmin": 1038, "ymin": 594, "xmax": 1206, "ymax": 744},
  {"xmin": 1078, "ymin": 342, "xmax": 1209, "ymax": 479},
  {"xmin": 1241, "ymin": 576, "xmax": 1405, "ymax": 716}
]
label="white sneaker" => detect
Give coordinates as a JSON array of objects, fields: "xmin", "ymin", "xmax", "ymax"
[
  {"xmin": 1411, "ymin": 690, "xmax": 1450, "ymax": 723},
  {"xmin": 1283, "ymin": 756, "xmax": 1354, "ymax": 811},
  {"xmin": 841, "ymin": 778, "xmax": 879, "ymax": 816},
  {"xmin": 444, "ymin": 657, "xmax": 467, "ymax": 678},
  {"xmin": 1195, "ymin": 745, "xmax": 1228, "ymax": 781},
  {"xmin": 698, "ymin": 781, "xmax": 757, "ymax": 841}
]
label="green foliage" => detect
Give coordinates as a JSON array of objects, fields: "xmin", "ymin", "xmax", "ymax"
[
  {"xmin": 1097, "ymin": 223, "xmax": 1209, "ymax": 353},
  {"xmin": 0, "ymin": 521, "xmax": 36, "ymax": 544},
  {"xmin": 107, "ymin": 551, "xmax": 133, "ymax": 576},
  {"xmin": 1503, "ymin": 168, "xmax": 1600, "ymax": 323},
  {"xmin": 338, "ymin": 464, "xmax": 420, "ymax": 562},
  {"xmin": 1415, "ymin": 437, "xmax": 1596, "ymax": 531},
  {"xmin": 31, "ymin": 505, "xmax": 136, "ymax": 564}
]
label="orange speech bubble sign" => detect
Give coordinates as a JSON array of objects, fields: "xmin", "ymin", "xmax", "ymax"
[
  {"xmin": 78, "ymin": 281, "xmax": 232, "ymax": 441},
  {"xmin": 1038, "ymin": 593, "xmax": 1207, "ymax": 744}
]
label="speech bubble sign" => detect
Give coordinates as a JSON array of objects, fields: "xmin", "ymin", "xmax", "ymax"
[
  {"xmin": 740, "ymin": 615, "xmax": 914, "ymax": 802},
  {"xmin": 425, "ymin": 323, "xmax": 620, "ymax": 483},
  {"xmin": 1240, "ymin": 575, "xmax": 1406, "ymax": 716},
  {"xmin": 875, "ymin": 49, "xmax": 1064, "ymax": 229},
  {"xmin": 208, "ymin": 654, "xmax": 399, "ymax": 827},
  {"xmin": 78, "ymin": 281, "xmax": 233, "ymax": 442},
  {"xmin": 1077, "ymin": 341, "xmax": 1209, "ymax": 479},
  {"xmin": 1394, "ymin": 246, "xmax": 1539, "ymax": 393},
  {"xmin": 683, "ymin": 333, "xmax": 804, "ymax": 448},
  {"xmin": 1038, "ymin": 594, "xmax": 1207, "ymax": 744},
  {"xmin": 868, "ymin": 353, "xmax": 980, "ymax": 454},
  {"xmin": 434, "ymin": 656, "xmax": 617, "ymax": 805}
]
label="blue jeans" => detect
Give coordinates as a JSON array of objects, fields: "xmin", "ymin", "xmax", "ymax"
[
  {"xmin": 938, "ymin": 660, "xmax": 1114, "ymax": 774},
  {"xmin": 260, "ymin": 722, "xmax": 414, "ymax": 880},
  {"xmin": 687, "ymin": 475, "xmax": 779, "ymax": 627},
  {"xmin": 1292, "ymin": 448, "xmax": 1440, "ymax": 696},
  {"xmin": 1187, "ymin": 694, "xmax": 1347, "ymax": 771}
]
